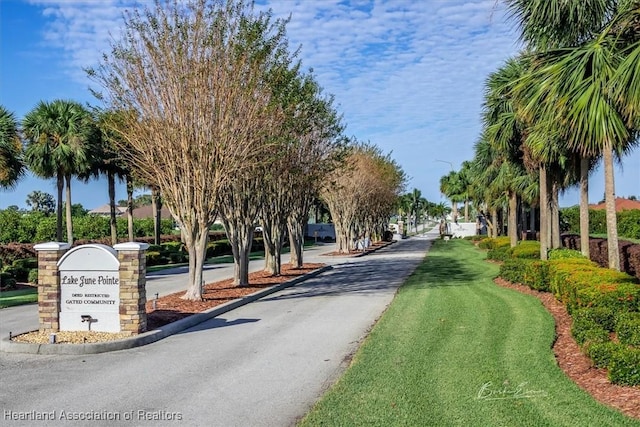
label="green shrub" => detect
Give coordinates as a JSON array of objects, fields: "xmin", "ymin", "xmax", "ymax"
[
  {"xmin": 169, "ymin": 252, "xmax": 187, "ymax": 264},
  {"xmin": 487, "ymin": 246, "xmax": 511, "ymax": 261},
  {"xmin": 571, "ymin": 315, "xmax": 609, "ymax": 346},
  {"xmin": 0, "ymin": 272, "xmax": 17, "ymax": 289},
  {"xmin": 206, "ymin": 240, "xmax": 232, "ymax": 258},
  {"xmin": 574, "ymin": 282, "xmax": 640, "ymax": 313},
  {"xmin": 522, "ymin": 260, "xmax": 550, "ymax": 291},
  {"xmin": 2, "ymin": 266, "xmax": 29, "ymax": 282},
  {"xmin": 548, "ymin": 248, "xmax": 586, "ymax": 260},
  {"xmin": 615, "ymin": 312, "xmax": 640, "ymax": 347},
  {"xmin": 609, "ymin": 347, "xmax": 640, "ymax": 386},
  {"xmin": 585, "ymin": 341, "xmax": 623, "ymax": 369},
  {"xmin": 509, "ymin": 241, "xmax": 540, "ymax": 259},
  {"xmin": 499, "ymin": 259, "xmax": 526, "ymax": 284},
  {"xmin": 573, "ymin": 307, "xmax": 616, "ymax": 332},
  {"xmin": 162, "ymin": 241, "xmax": 184, "ymax": 252},
  {"xmin": 618, "ymin": 210, "xmax": 640, "ymax": 240},
  {"xmin": 28, "ymin": 268, "xmax": 38, "ymax": 284},
  {"xmin": 146, "ymin": 251, "xmax": 168, "ymax": 266},
  {"xmin": 12, "ymin": 257, "xmax": 37, "ymax": 270},
  {"xmin": 478, "ymin": 237, "xmax": 510, "ymax": 250},
  {"xmin": 547, "ymin": 259, "xmax": 627, "ymax": 309}
]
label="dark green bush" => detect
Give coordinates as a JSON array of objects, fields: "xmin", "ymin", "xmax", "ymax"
[
  {"xmin": 560, "ymin": 207, "xmax": 640, "ymax": 239},
  {"xmin": 2, "ymin": 266, "xmax": 29, "ymax": 282},
  {"xmin": 548, "ymin": 248, "xmax": 585, "ymax": 260},
  {"xmin": 572, "ymin": 307, "xmax": 616, "ymax": 332},
  {"xmin": 585, "ymin": 341, "xmax": 623, "ymax": 369},
  {"xmin": 0, "ymin": 272, "xmax": 17, "ymax": 289},
  {"xmin": 522, "ymin": 260, "xmax": 549, "ymax": 291},
  {"xmin": 571, "ymin": 316, "xmax": 609, "ymax": 346},
  {"xmin": 487, "ymin": 246, "xmax": 510, "ymax": 262},
  {"xmin": 609, "ymin": 347, "xmax": 640, "ymax": 386},
  {"xmin": 146, "ymin": 251, "xmax": 168, "ymax": 266},
  {"xmin": 499, "ymin": 259, "xmax": 526, "ymax": 284},
  {"xmin": 617, "ymin": 210, "xmax": 640, "ymax": 240},
  {"xmin": 615, "ymin": 312, "xmax": 640, "ymax": 347},
  {"xmin": 28, "ymin": 268, "xmax": 38, "ymax": 284},
  {"xmin": 12, "ymin": 257, "xmax": 37, "ymax": 270},
  {"xmin": 162, "ymin": 241, "xmax": 184, "ymax": 253},
  {"xmin": 169, "ymin": 252, "xmax": 187, "ymax": 264}
]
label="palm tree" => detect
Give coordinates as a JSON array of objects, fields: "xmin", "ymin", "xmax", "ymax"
[
  {"xmin": 0, "ymin": 106, "xmax": 24, "ymax": 189},
  {"xmin": 482, "ymin": 57, "xmax": 534, "ymax": 248},
  {"xmin": 80, "ymin": 109, "xmax": 131, "ymax": 245},
  {"xmin": 23, "ymin": 100, "xmax": 96, "ymax": 244},
  {"xmin": 505, "ymin": 0, "xmax": 639, "ymax": 268}
]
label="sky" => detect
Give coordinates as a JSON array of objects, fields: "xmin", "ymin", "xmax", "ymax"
[{"xmin": 1, "ymin": 0, "xmax": 638, "ymax": 211}]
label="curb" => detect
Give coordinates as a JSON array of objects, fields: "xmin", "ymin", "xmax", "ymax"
[
  {"xmin": 0, "ymin": 265, "xmax": 333, "ymax": 355},
  {"xmin": 352, "ymin": 240, "xmax": 395, "ymax": 257}
]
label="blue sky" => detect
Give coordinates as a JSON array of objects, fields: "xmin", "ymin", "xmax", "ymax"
[{"xmin": 1, "ymin": 0, "xmax": 638, "ymax": 210}]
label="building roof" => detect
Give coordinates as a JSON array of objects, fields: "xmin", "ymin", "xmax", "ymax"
[
  {"xmin": 88, "ymin": 204, "xmax": 127, "ymax": 215},
  {"xmin": 131, "ymin": 204, "xmax": 174, "ymax": 219},
  {"xmin": 589, "ymin": 197, "xmax": 640, "ymax": 212}
]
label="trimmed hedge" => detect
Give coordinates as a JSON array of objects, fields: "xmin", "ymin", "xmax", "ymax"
[
  {"xmin": 609, "ymin": 348, "xmax": 640, "ymax": 386},
  {"xmin": 495, "ymin": 246, "xmax": 640, "ymax": 386},
  {"xmin": 615, "ymin": 312, "xmax": 640, "ymax": 347}
]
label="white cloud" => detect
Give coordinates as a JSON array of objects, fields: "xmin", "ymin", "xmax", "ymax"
[{"xmin": 29, "ymin": 0, "xmax": 638, "ymax": 205}]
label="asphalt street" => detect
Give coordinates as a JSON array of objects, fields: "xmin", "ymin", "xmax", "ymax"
[{"xmin": 0, "ymin": 234, "xmax": 435, "ymax": 427}]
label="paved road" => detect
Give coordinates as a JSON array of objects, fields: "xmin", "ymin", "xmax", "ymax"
[
  {"xmin": 0, "ymin": 236, "xmax": 435, "ymax": 427},
  {"xmin": 0, "ymin": 243, "xmax": 339, "ymax": 338}
]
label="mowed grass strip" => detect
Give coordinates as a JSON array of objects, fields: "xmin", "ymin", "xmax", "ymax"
[
  {"xmin": 0, "ymin": 288, "xmax": 37, "ymax": 308},
  {"xmin": 300, "ymin": 239, "xmax": 639, "ymax": 427}
]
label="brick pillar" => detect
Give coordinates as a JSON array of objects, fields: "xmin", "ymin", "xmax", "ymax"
[
  {"xmin": 33, "ymin": 242, "xmax": 70, "ymax": 333},
  {"xmin": 114, "ymin": 242, "xmax": 149, "ymax": 334}
]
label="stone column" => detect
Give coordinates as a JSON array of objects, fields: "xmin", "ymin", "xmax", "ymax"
[
  {"xmin": 114, "ymin": 242, "xmax": 149, "ymax": 334},
  {"xmin": 33, "ymin": 242, "xmax": 70, "ymax": 333}
]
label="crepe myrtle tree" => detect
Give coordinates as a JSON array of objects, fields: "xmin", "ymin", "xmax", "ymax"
[
  {"xmin": 322, "ymin": 142, "xmax": 405, "ymax": 254},
  {"xmin": 88, "ymin": 0, "xmax": 289, "ymax": 299}
]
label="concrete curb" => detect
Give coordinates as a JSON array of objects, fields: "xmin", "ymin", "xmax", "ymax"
[{"xmin": 0, "ymin": 265, "xmax": 333, "ymax": 355}]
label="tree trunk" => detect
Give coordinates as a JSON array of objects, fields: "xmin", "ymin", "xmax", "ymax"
[
  {"xmin": 464, "ymin": 200, "xmax": 469, "ymax": 222},
  {"xmin": 56, "ymin": 173, "xmax": 64, "ymax": 242},
  {"xmin": 287, "ymin": 216, "xmax": 305, "ymax": 268},
  {"xmin": 108, "ymin": 170, "xmax": 117, "ymax": 245},
  {"xmin": 529, "ymin": 206, "xmax": 536, "ymax": 233},
  {"xmin": 262, "ymin": 218, "xmax": 285, "ymax": 276},
  {"xmin": 152, "ymin": 187, "xmax": 162, "ymax": 245},
  {"xmin": 508, "ymin": 191, "xmax": 517, "ymax": 248},
  {"xmin": 126, "ymin": 175, "xmax": 134, "ymax": 241},
  {"xmin": 551, "ymin": 182, "xmax": 560, "ymax": 249},
  {"xmin": 539, "ymin": 165, "xmax": 549, "ymax": 260},
  {"xmin": 181, "ymin": 222, "xmax": 209, "ymax": 300},
  {"xmin": 579, "ymin": 157, "xmax": 590, "ymax": 258},
  {"xmin": 603, "ymin": 143, "xmax": 620, "ymax": 270},
  {"xmin": 490, "ymin": 208, "xmax": 498, "ymax": 238},
  {"xmin": 65, "ymin": 174, "xmax": 73, "ymax": 244},
  {"xmin": 223, "ymin": 219, "xmax": 254, "ymax": 286}
]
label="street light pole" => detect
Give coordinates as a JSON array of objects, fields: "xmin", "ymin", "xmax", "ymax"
[{"xmin": 435, "ymin": 159, "xmax": 454, "ymax": 171}]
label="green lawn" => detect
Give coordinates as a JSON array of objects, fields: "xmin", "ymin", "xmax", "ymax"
[
  {"xmin": 300, "ymin": 239, "xmax": 639, "ymax": 426},
  {"xmin": 0, "ymin": 288, "xmax": 37, "ymax": 308}
]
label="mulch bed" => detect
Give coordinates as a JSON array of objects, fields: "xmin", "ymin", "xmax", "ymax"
[
  {"xmin": 146, "ymin": 263, "xmax": 324, "ymax": 330},
  {"xmin": 494, "ymin": 277, "xmax": 640, "ymax": 420}
]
